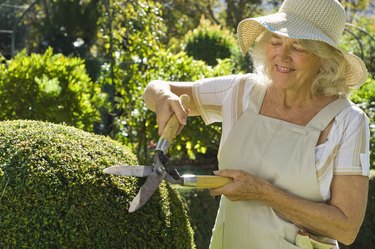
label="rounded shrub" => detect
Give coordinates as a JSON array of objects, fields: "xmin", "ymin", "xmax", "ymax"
[
  {"xmin": 184, "ymin": 17, "xmax": 236, "ymax": 66},
  {"xmin": 176, "ymin": 188, "xmax": 219, "ymax": 249},
  {"xmin": 0, "ymin": 120, "xmax": 194, "ymax": 248},
  {"xmin": 183, "ymin": 17, "xmax": 251, "ymax": 72}
]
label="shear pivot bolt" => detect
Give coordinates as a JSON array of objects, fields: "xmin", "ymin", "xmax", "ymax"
[{"xmin": 156, "ymin": 166, "xmax": 166, "ymax": 175}]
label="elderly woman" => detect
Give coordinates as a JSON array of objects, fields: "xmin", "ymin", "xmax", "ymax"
[{"xmin": 143, "ymin": 0, "xmax": 370, "ymax": 248}]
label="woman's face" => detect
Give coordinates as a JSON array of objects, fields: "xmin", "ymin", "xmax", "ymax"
[{"xmin": 266, "ymin": 34, "xmax": 322, "ymax": 91}]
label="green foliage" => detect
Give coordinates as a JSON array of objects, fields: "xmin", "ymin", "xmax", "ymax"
[
  {"xmin": 183, "ymin": 17, "xmax": 251, "ymax": 72},
  {"xmin": 224, "ymin": 0, "xmax": 263, "ymax": 31},
  {"xmin": 95, "ymin": 0, "xmax": 235, "ymax": 163},
  {"xmin": 94, "ymin": 0, "xmax": 166, "ymax": 135},
  {"xmin": 350, "ymin": 77, "xmax": 375, "ymax": 168},
  {"xmin": 0, "ymin": 0, "xmax": 29, "ymax": 58},
  {"xmin": 0, "ymin": 120, "xmax": 194, "ymax": 248},
  {"xmin": 23, "ymin": 0, "xmax": 100, "ymax": 57},
  {"xmin": 114, "ymin": 48, "xmax": 234, "ymax": 163},
  {"xmin": 341, "ymin": 17, "xmax": 375, "ymax": 74},
  {"xmin": 156, "ymin": 0, "xmax": 223, "ymax": 44},
  {"xmin": 184, "ymin": 17, "xmax": 236, "ymax": 66},
  {"xmin": 176, "ymin": 189, "xmax": 220, "ymax": 249},
  {"xmin": 145, "ymin": 53, "xmax": 235, "ymax": 161},
  {"xmin": 0, "ymin": 48, "xmax": 104, "ymax": 131},
  {"xmin": 340, "ymin": 0, "xmax": 370, "ymax": 10}
]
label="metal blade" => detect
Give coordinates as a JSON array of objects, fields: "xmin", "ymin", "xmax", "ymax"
[
  {"xmin": 103, "ymin": 165, "xmax": 153, "ymax": 177},
  {"xmin": 128, "ymin": 171, "xmax": 166, "ymax": 213}
]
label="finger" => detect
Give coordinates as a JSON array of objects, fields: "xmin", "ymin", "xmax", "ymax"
[
  {"xmin": 169, "ymin": 98, "xmax": 188, "ymax": 126},
  {"xmin": 176, "ymin": 109, "xmax": 191, "ymax": 135},
  {"xmin": 156, "ymin": 96, "xmax": 189, "ymax": 135},
  {"xmin": 209, "ymin": 188, "xmax": 222, "ymax": 196},
  {"xmin": 213, "ymin": 169, "xmax": 240, "ymax": 178}
]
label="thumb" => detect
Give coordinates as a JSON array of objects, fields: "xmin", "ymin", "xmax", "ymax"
[{"xmin": 213, "ymin": 169, "xmax": 237, "ymax": 178}]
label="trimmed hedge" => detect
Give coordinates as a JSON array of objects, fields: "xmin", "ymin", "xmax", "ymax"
[
  {"xmin": 0, "ymin": 120, "xmax": 194, "ymax": 248},
  {"xmin": 176, "ymin": 189, "xmax": 219, "ymax": 249},
  {"xmin": 184, "ymin": 17, "xmax": 236, "ymax": 67}
]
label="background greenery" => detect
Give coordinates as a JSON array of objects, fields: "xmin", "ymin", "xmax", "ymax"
[{"xmin": 0, "ymin": 0, "xmax": 374, "ymax": 248}]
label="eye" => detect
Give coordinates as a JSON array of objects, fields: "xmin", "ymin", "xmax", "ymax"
[
  {"xmin": 270, "ymin": 39, "xmax": 282, "ymax": 46},
  {"xmin": 292, "ymin": 45, "xmax": 306, "ymax": 53}
]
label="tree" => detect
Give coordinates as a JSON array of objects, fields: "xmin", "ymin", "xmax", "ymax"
[
  {"xmin": 155, "ymin": 0, "xmax": 269, "ymax": 45},
  {"xmin": 22, "ymin": 0, "xmax": 100, "ymax": 58},
  {"xmin": 156, "ymin": 0, "xmax": 222, "ymax": 45},
  {"xmin": 342, "ymin": 17, "xmax": 375, "ymax": 75},
  {"xmin": 224, "ymin": 0, "xmax": 262, "ymax": 31},
  {"xmin": 0, "ymin": 0, "xmax": 32, "ymax": 58}
]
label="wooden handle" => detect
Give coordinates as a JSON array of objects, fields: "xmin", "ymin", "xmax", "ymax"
[
  {"xmin": 182, "ymin": 175, "xmax": 232, "ymax": 188},
  {"xmin": 160, "ymin": 94, "xmax": 190, "ymax": 143}
]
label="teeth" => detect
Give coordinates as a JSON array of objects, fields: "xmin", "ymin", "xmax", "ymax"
[{"xmin": 277, "ymin": 65, "xmax": 294, "ymax": 72}]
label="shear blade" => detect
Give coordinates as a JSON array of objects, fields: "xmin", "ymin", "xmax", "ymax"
[
  {"xmin": 103, "ymin": 165, "xmax": 153, "ymax": 177},
  {"xmin": 128, "ymin": 171, "xmax": 166, "ymax": 213}
]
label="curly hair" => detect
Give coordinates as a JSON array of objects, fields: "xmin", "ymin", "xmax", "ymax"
[{"xmin": 250, "ymin": 31, "xmax": 349, "ymax": 96}]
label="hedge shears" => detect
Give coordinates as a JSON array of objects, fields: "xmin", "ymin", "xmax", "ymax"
[{"xmin": 103, "ymin": 95, "xmax": 232, "ymax": 212}]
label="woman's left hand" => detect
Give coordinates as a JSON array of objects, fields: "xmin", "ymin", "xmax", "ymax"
[{"xmin": 209, "ymin": 169, "xmax": 271, "ymax": 201}]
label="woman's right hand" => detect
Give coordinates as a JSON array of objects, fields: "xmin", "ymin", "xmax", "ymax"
[
  {"xmin": 143, "ymin": 80, "xmax": 193, "ymax": 135},
  {"xmin": 154, "ymin": 89, "xmax": 189, "ymax": 135}
]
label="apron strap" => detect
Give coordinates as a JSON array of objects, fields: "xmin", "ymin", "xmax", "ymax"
[
  {"xmin": 231, "ymin": 74, "xmax": 253, "ymax": 123},
  {"xmin": 248, "ymin": 83, "xmax": 267, "ymax": 113},
  {"xmin": 307, "ymin": 97, "xmax": 353, "ymax": 131}
]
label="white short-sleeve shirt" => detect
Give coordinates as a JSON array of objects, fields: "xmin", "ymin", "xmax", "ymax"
[{"xmin": 192, "ymin": 74, "xmax": 370, "ymax": 200}]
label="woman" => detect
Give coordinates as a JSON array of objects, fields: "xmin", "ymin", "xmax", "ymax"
[{"xmin": 143, "ymin": 0, "xmax": 370, "ymax": 248}]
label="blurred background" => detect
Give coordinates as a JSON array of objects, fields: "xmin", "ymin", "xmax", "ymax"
[{"xmin": 0, "ymin": 0, "xmax": 374, "ymax": 248}]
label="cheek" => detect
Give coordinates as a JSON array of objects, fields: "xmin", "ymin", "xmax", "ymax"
[
  {"xmin": 297, "ymin": 56, "xmax": 321, "ymax": 72},
  {"xmin": 266, "ymin": 48, "xmax": 276, "ymax": 60}
]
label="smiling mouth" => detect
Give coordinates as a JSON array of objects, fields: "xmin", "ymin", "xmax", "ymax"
[{"xmin": 276, "ymin": 64, "xmax": 295, "ymax": 73}]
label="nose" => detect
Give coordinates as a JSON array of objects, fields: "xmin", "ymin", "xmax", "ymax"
[{"xmin": 279, "ymin": 45, "xmax": 292, "ymax": 62}]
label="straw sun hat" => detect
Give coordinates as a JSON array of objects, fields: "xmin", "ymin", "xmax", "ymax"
[{"xmin": 237, "ymin": 0, "xmax": 368, "ymax": 88}]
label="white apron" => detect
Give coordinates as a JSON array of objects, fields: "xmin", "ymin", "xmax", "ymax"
[{"xmin": 210, "ymin": 82, "xmax": 351, "ymax": 249}]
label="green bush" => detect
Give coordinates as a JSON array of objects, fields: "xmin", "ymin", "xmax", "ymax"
[
  {"xmin": 0, "ymin": 48, "xmax": 105, "ymax": 132},
  {"xmin": 112, "ymin": 46, "xmax": 235, "ymax": 163},
  {"xmin": 176, "ymin": 188, "xmax": 220, "ymax": 249},
  {"xmin": 182, "ymin": 17, "xmax": 251, "ymax": 73},
  {"xmin": 184, "ymin": 17, "xmax": 237, "ymax": 67},
  {"xmin": 0, "ymin": 120, "xmax": 194, "ymax": 248},
  {"xmin": 350, "ymin": 77, "xmax": 375, "ymax": 168},
  {"xmin": 94, "ymin": 1, "xmax": 239, "ymax": 163}
]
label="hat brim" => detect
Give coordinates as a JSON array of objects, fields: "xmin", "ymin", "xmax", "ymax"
[
  {"xmin": 342, "ymin": 52, "xmax": 368, "ymax": 88},
  {"xmin": 237, "ymin": 12, "xmax": 338, "ymax": 54},
  {"xmin": 237, "ymin": 12, "xmax": 368, "ymax": 88}
]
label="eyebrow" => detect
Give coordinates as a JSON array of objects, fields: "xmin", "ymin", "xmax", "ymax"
[{"xmin": 271, "ymin": 34, "xmax": 281, "ymax": 39}]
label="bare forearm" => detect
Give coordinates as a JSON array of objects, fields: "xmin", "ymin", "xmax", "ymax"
[
  {"xmin": 261, "ymin": 180, "xmax": 366, "ymax": 245},
  {"xmin": 213, "ymin": 171, "xmax": 368, "ymax": 245}
]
